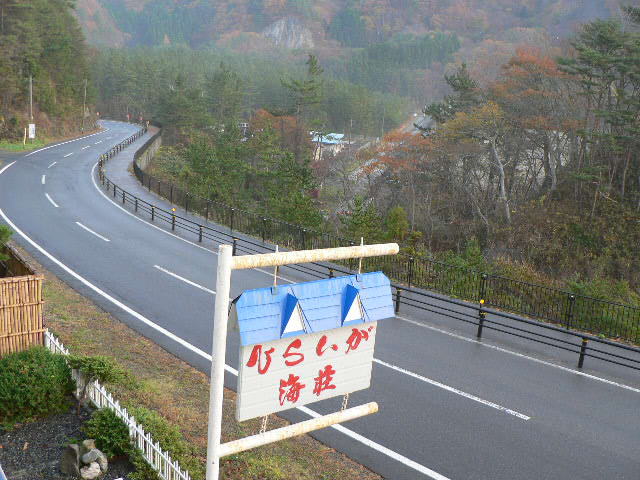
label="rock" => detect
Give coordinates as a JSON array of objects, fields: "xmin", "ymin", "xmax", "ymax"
[
  {"xmin": 60, "ymin": 444, "xmax": 80, "ymax": 476},
  {"xmin": 96, "ymin": 450, "xmax": 108, "ymax": 473},
  {"xmin": 82, "ymin": 448, "xmax": 100, "ymax": 464},
  {"xmin": 80, "ymin": 461, "xmax": 101, "ymax": 480},
  {"xmin": 80, "ymin": 439, "xmax": 96, "ymax": 456},
  {"xmin": 263, "ymin": 17, "xmax": 314, "ymax": 49}
]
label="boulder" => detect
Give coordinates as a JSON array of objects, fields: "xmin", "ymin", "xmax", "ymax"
[
  {"xmin": 81, "ymin": 448, "xmax": 100, "ymax": 464},
  {"xmin": 80, "ymin": 461, "xmax": 101, "ymax": 480},
  {"xmin": 96, "ymin": 450, "xmax": 108, "ymax": 473},
  {"xmin": 81, "ymin": 439, "xmax": 96, "ymax": 455},
  {"xmin": 60, "ymin": 444, "xmax": 80, "ymax": 476}
]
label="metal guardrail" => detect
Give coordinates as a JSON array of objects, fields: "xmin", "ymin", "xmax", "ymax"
[{"xmin": 95, "ymin": 128, "xmax": 640, "ymax": 373}]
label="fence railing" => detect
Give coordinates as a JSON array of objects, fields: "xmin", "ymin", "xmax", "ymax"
[
  {"xmin": 95, "ymin": 125, "xmax": 640, "ymax": 373},
  {"xmin": 45, "ymin": 330, "xmax": 191, "ymax": 480}
]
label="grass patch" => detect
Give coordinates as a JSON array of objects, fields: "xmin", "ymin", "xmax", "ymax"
[
  {"xmin": 0, "ymin": 139, "xmax": 47, "ymax": 152},
  {"xmin": 13, "ymin": 243, "xmax": 380, "ymax": 480}
]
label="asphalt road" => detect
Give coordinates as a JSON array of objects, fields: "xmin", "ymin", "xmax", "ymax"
[{"xmin": 0, "ymin": 121, "xmax": 638, "ymax": 480}]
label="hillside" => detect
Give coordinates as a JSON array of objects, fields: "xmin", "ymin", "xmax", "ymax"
[{"xmin": 0, "ymin": 0, "xmax": 92, "ymax": 142}]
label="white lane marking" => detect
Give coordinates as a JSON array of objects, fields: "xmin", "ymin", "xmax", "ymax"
[
  {"xmin": 45, "ymin": 193, "xmax": 59, "ymax": 208},
  {"xmin": 0, "ymin": 161, "xmax": 447, "ymax": 479},
  {"xmin": 48, "ymin": 162, "xmax": 57, "ymax": 169},
  {"xmin": 91, "ymin": 162, "xmax": 213, "ymax": 253},
  {"xmin": 90, "ymin": 158, "xmax": 640, "ymax": 396},
  {"xmin": 374, "ymin": 358, "xmax": 530, "ymax": 420},
  {"xmin": 297, "ymin": 405, "xmax": 451, "ymax": 480},
  {"xmin": 82, "ymin": 146, "xmax": 90, "ymax": 150},
  {"xmin": 76, "ymin": 222, "xmax": 110, "ymax": 242},
  {"xmin": 64, "ymin": 153, "xmax": 73, "ymax": 158},
  {"xmin": 154, "ymin": 265, "xmax": 216, "ymax": 295},
  {"xmin": 92, "ymin": 162, "xmax": 300, "ymax": 286},
  {"xmin": 95, "ymin": 141, "xmax": 102, "ymax": 145},
  {"xmin": 24, "ymin": 128, "xmax": 108, "ymax": 157},
  {"xmin": 41, "ymin": 175, "xmax": 45, "ymax": 185},
  {"xmin": 396, "ymin": 315, "xmax": 640, "ymax": 394}
]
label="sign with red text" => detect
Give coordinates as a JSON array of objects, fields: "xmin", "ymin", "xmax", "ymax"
[{"xmin": 236, "ymin": 322, "xmax": 377, "ymax": 421}]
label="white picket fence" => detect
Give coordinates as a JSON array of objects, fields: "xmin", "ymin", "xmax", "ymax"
[{"xmin": 44, "ymin": 330, "xmax": 193, "ymax": 480}]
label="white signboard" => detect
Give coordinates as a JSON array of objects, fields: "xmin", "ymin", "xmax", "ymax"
[
  {"xmin": 28, "ymin": 123, "xmax": 36, "ymax": 139},
  {"xmin": 236, "ymin": 322, "xmax": 377, "ymax": 421}
]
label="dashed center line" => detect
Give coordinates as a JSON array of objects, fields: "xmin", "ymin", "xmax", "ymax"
[
  {"xmin": 45, "ymin": 193, "xmax": 59, "ymax": 208},
  {"xmin": 41, "ymin": 175, "xmax": 46, "ymax": 185},
  {"xmin": 64, "ymin": 152, "xmax": 73, "ymax": 158},
  {"xmin": 47, "ymin": 162, "xmax": 57, "ymax": 169},
  {"xmin": 154, "ymin": 265, "xmax": 216, "ymax": 295},
  {"xmin": 95, "ymin": 140, "xmax": 102, "ymax": 145},
  {"xmin": 76, "ymin": 222, "xmax": 110, "ymax": 242},
  {"xmin": 82, "ymin": 146, "xmax": 90, "ymax": 150}
]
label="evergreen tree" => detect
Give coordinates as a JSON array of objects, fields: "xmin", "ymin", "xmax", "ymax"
[{"xmin": 341, "ymin": 196, "xmax": 383, "ymax": 242}]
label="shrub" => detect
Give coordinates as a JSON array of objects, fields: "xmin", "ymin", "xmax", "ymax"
[
  {"xmin": 0, "ymin": 347, "xmax": 73, "ymax": 425},
  {"xmin": 82, "ymin": 408, "xmax": 131, "ymax": 458},
  {"xmin": 67, "ymin": 355, "xmax": 126, "ymax": 413},
  {"xmin": 0, "ymin": 224, "xmax": 12, "ymax": 262},
  {"xmin": 129, "ymin": 406, "xmax": 204, "ymax": 478}
]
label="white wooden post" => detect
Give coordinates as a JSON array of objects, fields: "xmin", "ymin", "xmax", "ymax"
[{"xmin": 205, "ymin": 245, "xmax": 233, "ymax": 480}]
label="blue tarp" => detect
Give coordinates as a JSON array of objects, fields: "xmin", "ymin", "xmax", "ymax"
[{"xmin": 233, "ymin": 272, "xmax": 393, "ymax": 346}]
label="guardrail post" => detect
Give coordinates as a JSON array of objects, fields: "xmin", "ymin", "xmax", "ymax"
[
  {"xmin": 232, "ymin": 237, "xmax": 238, "ymax": 256},
  {"xmin": 578, "ymin": 338, "xmax": 588, "ymax": 368},
  {"xmin": 566, "ymin": 294, "xmax": 576, "ymax": 330},
  {"xmin": 479, "ymin": 273, "xmax": 488, "ymax": 303},
  {"xmin": 408, "ymin": 257, "xmax": 415, "ymax": 289},
  {"xmin": 395, "ymin": 287, "xmax": 402, "ymax": 314},
  {"xmin": 172, "ymin": 214, "xmax": 176, "ymax": 231},
  {"xmin": 328, "ymin": 268, "xmax": 334, "ymax": 278},
  {"xmin": 477, "ymin": 299, "xmax": 486, "ymax": 339},
  {"xmin": 230, "ymin": 208, "xmax": 235, "ymax": 232},
  {"xmin": 113, "ymin": 184, "xmax": 117, "ymax": 198},
  {"xmin": 122, "ymin": 190, "xmax": 125, "ymax": 204},
  {"xmin": 135, "ymin": 198, "xmax": 138, "ymax": 212},
  {"xmin": 262, "ymin": 218, "xmax": 267, "ymax": 243},
  {"xmin": 151, "ymin": 206, "xmax": 155, "ymax": 222},
  {"xmin": 199, "ymin": 225, "xmax": 203, "ymax": 243}
]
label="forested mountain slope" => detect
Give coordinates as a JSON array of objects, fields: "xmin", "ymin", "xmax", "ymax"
[{"xmin": 0, "ymin": 0, "xmax": 91, "ymax": 141}]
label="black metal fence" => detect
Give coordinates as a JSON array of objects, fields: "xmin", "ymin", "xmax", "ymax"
[
  {"xmin": 128, "ymin": 146, "xmax": 640, "ymax": 346},
  {"xmin": 94, "ymin": 127, "xmax": 640, "ymax": 373}
]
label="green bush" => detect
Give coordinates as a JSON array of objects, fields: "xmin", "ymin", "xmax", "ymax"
[
  {"xmin": 82, "ymin": 408, "xmax": 131, "ymax": 458},
  {"xmin": 0, "ymin": 347, "xmax": 73, "ymax": 425},
  {"xmin": 128, "ymin": 449, "xmax": 161, "ymax": 480},
  {"xmin": 0, "ymin": 224, "xmax": 12, "ymax": 262},
  {"xmin": 129, "ymin": 406, "xmax": 204, "ymax": 478}
]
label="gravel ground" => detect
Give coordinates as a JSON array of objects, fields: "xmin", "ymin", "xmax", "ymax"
[{"xmin": 0, "ymin": 402, "xmax": 134, "ymax": 479}]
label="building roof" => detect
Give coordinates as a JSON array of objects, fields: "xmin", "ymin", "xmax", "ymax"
[
  {"xmin": 311, "ymin": 132, "xmax": 345, "ymax": 145},
  {"xmin": 232, "ymin": 272, "xmax": 394, "ymax": 346}
]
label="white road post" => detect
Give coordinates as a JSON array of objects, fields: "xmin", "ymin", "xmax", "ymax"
[{"xmin": 206, "ymin": 244, "xmax": 234, "ymax": 480}]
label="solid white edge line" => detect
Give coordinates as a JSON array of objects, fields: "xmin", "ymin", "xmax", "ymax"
[
  {"xmin": 48, "ymin": 162, "xmax": 57, "ymax": 169},
  {"xmin": 45, "ymin": 193, "xmax": 59, "ymax": 208},
  {"xmin": 373, "ymin": 358, "xmax": 530, "ymax": 420},
  {"xmin": 297, "ymin": 405, "xmax": 452, "ymax": 480},
  {"xmin": 41, "ymin": 175, "xmax": 45, "ymax": 185},
  {"xmin": 64, "ymin": 153, "xmax": 73, "ymax": 158},
  {"xmin": 90, "ymin": 155, "xmax": 640, "ymax": 396},
  {"xmin": 24, "ymin": 128, "xmax": 109, "ymax": 157},
  {"xmin": 396, "ymin": 315, "xmax": 640, "ymax": 394},
  {"xmin": 0, "ymin": 160, "xmax": 448, "ymax": 480},
  {"xmin": 76, "ymin": 222, "xmax": 110, "ymax": 242},
  {"xmin": 154, "ymin": 265, "xmax": 216, "ymax": 295}
]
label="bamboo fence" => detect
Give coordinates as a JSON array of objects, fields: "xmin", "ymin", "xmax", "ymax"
[{"xmin": 0, "ymin": 245, "xmax": 44, "ymax": 356}]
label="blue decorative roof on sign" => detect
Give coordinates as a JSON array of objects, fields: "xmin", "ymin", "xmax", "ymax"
[{"xmin": 233, "ymin": 272, "xmax": 393, "ymax": 346}]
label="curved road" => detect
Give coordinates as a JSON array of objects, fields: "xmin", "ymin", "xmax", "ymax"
[{"xmin": 0, "ymin": 121, "xmax": 638, "ymax": 480}]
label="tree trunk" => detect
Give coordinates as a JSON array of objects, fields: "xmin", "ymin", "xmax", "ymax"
[{"xmin": 490, "ymin": 141, "xmax": 511, "ymax": 224}]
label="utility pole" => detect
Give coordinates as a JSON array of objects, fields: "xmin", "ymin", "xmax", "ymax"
[
  {"xmin": 29, "ymin": 75, "xmax": 33, "ymax": 122},
  {"xmin": 81, "ymin": 78, "xmax": 87, "ymax": 132}
]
